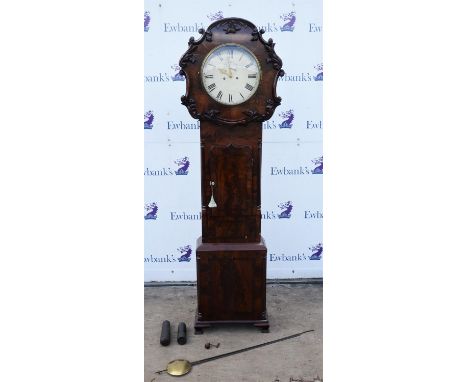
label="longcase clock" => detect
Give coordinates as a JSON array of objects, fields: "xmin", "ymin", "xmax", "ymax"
[{"xmin": 178, "ymin": 17, "xmax": 284, "ymax": 333}]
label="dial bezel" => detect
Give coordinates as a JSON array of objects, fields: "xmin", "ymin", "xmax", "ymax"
[{"xmin": 200, "ymin": 43, "xmax": 262, "ymax": 106}]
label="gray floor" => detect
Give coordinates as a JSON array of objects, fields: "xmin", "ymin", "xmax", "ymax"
[{"xmin": 145, "ymin": 284, "xmax": 322, "ymax": 382}]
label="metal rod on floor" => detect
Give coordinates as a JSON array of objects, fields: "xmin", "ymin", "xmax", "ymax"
[
  {"xmin": 191, "ymin": 329, "xmax": 314, "ymax": 367},
  {"xmin": 154, "ymin": 329, "xmax": 314, "ymax": 376}
]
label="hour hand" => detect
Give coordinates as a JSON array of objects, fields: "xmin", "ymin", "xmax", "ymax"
[{"xmin": 218, "ymin": 68, "xmax": 231, "ymax": 77}]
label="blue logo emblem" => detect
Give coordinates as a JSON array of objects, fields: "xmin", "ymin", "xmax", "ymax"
[
  {"xmin": 278, "ymin": 201, "xmax": 293, "ymax": 219},
  {"xmin": 177, "ymin": 245, "xmax": 192, "ymax": 262},
  {"xmin": 207, "ymin": 11, "xmax": 223, "ymax": 21},
  {"xmin": 144, "ymin": 202, "xmax": 158, "ymax": 220},
  {"xmin": 174, "ymin": 156, "xmax": 190, "ymax": 175},
  {"xmin": 144, "ymin": 110, "xmax": 154, "ymax": 130},
  {"xmin": 312, "ymin": 157, "xmax": 323, "ymax": 174},
  {"xmin": 309, "ymin": 243, "xmax": 323, "ymax": 260},
  {"xmin": 171, "ymin": 64, "xmax": 185, "ymax": 81},
  {"xmin": 280, "ymin": 11, "xmax": 296, "ymax": 32},
  {"xmin": 144, "ymin": 11, "xmax": 150, "ymax": 32},
  {"xmin": 313, "ymin": 63, "xmax": 323, "ymax": 81},
  {"xmin": 279, "ymin": 109, "xmax": 294, "ymax": 129}
]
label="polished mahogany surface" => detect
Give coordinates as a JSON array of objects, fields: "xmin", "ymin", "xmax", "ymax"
[{"xmin": 178, "ymin": 18, "xmax": 283, "ymax": 332}]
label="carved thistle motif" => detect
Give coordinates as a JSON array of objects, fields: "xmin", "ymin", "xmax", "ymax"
[
  {"xmin": 250, "ymin": 27, "xmax": 264, "ymax": 41},
  {"xmin": 222, "ymin": 20, "xmax": 241, "ymax": 34},
  {"xmin": 198, "ymin": 28, "xmax": 212, "ymax": 42},
  {"xmin": 243, "ymin": 109, "xmax": 264, "ymax": 122},
  {"xmin": 243, "ymin": 98, "xmax": 282, "ymax": 123},
  {"xmin": 181, "ymin": 94, "xmax": 282, "ymax": 126},
  {"xmin": 264, "ymin": 38, "xmax": 282, "ymax": 70},
  {"xmin": 181, "ymin": 96, "xmax": 200, "ymax": 118},
  {"xmin": 203, "ymin": 109, "xmax": 221, "ymax": 121},
  {"xmin": 251, "ymin": 28, "xmax": 284, "ymax": 73},
  {"xmin": 265, "ymin": 97, "xmax": 282, "ymax": 115},
  {"xmin": 179, "ymin": 29, "xmax": 214, "ymax": 69},
  {"xmin": 179, "ymin": 37, "xmax": 198, "ymax": 68}
]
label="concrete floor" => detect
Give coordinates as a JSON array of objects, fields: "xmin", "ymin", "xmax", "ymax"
[{"xmin": 144, "ymin": 284, "xmax": 322, "ymax": 382}]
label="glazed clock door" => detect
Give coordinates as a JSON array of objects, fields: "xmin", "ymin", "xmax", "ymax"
[{"xmin": 203, "ymin": 144, "xmax": 259, "ymax": 243}]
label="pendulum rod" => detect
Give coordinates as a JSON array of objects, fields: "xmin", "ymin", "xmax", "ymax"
[{"xmin": 155, "ymin": 329, "xmax": 314, "ymax": 376}]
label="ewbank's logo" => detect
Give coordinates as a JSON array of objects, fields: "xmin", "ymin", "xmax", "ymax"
[
  {"xmin": 307, "ymin": 120, "xmax": 322, "ymax": 129},
  {"xmin": 144, "ymin": 202, "xmax": 158, "ymax": 220},
  {"xmin": 207, "ymin": 11, "xmax": 223, "ymax": 21},
  {"xmin": 145, "ymin": 156, "xmax": 191, "ymax": 176},
  {"xmin": 278, "ymin": 201, "xmax": 293, "ymax": 219},
  {"xmin": 170, "ymin": 211, "xmax": 201, "ymax": 221},
  {"xmin": 144, "ymin": 110, "xmax": 154, "ymax": 129},
  {"xmin": 279, "ymin": 109, "xmax": 294, "ymax": 129},
  {"xmin": 257, "ymin": 11, "xmax": 296, "ymax": 33},
  {"xmin": 309, "ymin": 243, "xmax": 323, "ymax": 260},
  {"xmin": 174, "ymin": 157, "xmax": 190, "ymax": 175},
  {"xmin": 270, "ymin": 157, "xmax": 323, "ymax": 176},
  {"xmin": 269, "ymin": 243, "xmax": 323, "ymax": 263},
  {"xmin": 278, "ymin": 72, "xmax": 314, "ymax": 82},
  {"xmin": 280, "ymin": 11, "xmax": 296, "ymax": 32},
  {"xmin": 313, "ymin": 63, "xmax": 323, "ymax": 81},
  {"xmin": 163, "ymin": 20, "xmax": 204, "ymax": 32},
  {"xmin": 309, "ymin": 22, "xmax": 322, "ymax": 32},
  {"xmin": 177, "ymin": 245, "xmax": 192, "ymax": 262},
  {"xmin": 144, "ymin": 11, "xmax": 150, "ymax": 32},
  {"xmin": 144, "ymin": 245, "xmax": 192, "ymax": 264},
  {"xmin": 171, "ymin": 64, "xmax": 184, "ymax": 81},
  {"xmin": 304, "ymin": 210, "xmax": 323, "ymax": 219},
  {"xmin": 312, "ymin": 156, "xmax": 323, "ymax": 174},
  {"xmin": 263, "ymin": 108, "xmax": 294, "ymax": 129},
  {"xmin": 145, "ymin": 73, "xmax": 171, "ymax": 83},
  {"xmin": 167, "ymin": 120, "xmax": 199, "ymax": 130}
]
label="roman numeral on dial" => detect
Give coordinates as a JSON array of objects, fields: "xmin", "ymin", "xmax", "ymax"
[
  {"xmin": 207, "ymin": 83, "xmax": 216, "ymax": 92},
  {"xmin": 228, "ymin": 94, "xmax": 233, "ymax": 103},
  {"xmin": 245, "ymin": 83, "xmax": 254, "ymax": 91},
  {"xmin": 204, "ymin": 74, "xmax": 213, "ymax": 78},
  {"xmin": 245, "ymin": 63, "xmax": 253, "ymax": 68},
  {"xmin": 216, "ymin": 91, "xmax": 223, "ymax": 100},
  {"xmin": 248, "ymin": 74, "xmax": 257, "ymax": 78}
]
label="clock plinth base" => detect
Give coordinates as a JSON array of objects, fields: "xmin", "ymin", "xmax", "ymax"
[
  {"xmin": 195, "ymin": 237, "xmax": 268, "ymax": 333},
  {"xmin": 194, "ymin": 310, "xmax": 269, "ymax": 334}
]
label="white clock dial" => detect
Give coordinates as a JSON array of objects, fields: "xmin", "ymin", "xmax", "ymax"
[{"xmin": 201, "ymin": 44, "xmax": 261, "ymax": 106}]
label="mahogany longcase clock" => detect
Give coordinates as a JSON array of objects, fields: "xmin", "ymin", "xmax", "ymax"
[{"xmin": 178, "ymin": 17, "xmax": 284, "ymax": 333}]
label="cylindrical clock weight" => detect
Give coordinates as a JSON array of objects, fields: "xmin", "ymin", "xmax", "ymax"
[{"xmin": 178, "ymin": 17, "xmax": 284, "ymax": 334}]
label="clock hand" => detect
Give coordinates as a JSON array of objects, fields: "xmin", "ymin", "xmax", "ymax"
[{"xmin": 219, "ymin": 67, "xmax": 233, "ymax": 78}]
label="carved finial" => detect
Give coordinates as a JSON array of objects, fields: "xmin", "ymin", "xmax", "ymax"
[
  {"xmin": 260, "ymin": 28, "xmax": 265, "ymax": 34},
  {"xmin": 279, "ymin": 69, "xmax": 285, "ymax": 77},
  {"xmin": 188, "ymin": 36, "xmax": 195, "ymax": 44},
  {"xmin": 223, "ymin": 20, "xmax": 241, "ymax": 34},
  {"xmin": 198, "ymin": 28, "xmax": 205, "ymax": 35}
]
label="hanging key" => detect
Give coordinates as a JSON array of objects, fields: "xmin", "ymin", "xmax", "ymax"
[{"xmin": 208, "ymin": 181, "xmax": 217, "ymax": 208}]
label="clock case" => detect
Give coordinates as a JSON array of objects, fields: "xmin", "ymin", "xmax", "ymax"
[{"xmin": 179, "ymin": 18, "xmax": 284, "ymax": 333}]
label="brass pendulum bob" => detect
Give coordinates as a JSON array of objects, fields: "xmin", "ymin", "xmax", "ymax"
[
  {"xmin": 166, "ymin": 359, "xmax": 192, "ymax": 376},
  {"xmin": 208, "ymin": 181, "xmax": 217, "ymax": 208}
]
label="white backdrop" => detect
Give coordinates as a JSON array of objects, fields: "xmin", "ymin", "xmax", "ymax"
[{"xmin": 144, "ymin": 0, "xmax": 322, "ymax": 281}]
